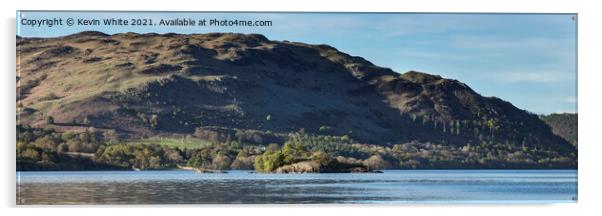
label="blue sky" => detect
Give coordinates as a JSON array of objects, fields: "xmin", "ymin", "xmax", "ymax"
[{"xmin": 17, "ymin": 11, "xmax": 577, "ymax": 114}]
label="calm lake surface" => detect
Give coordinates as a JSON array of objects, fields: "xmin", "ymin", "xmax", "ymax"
[{"xmin": 16, "ymin": 169, "xmax": 577, "ymax": 204}]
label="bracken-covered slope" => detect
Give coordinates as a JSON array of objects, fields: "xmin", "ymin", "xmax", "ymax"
[{"xmin": 16, "ymin": 31, "xmax": 575, "ymax": 156}]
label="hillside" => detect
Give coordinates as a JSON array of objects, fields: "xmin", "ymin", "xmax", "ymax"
[
  {"xmin": 541, "ymin": 113, "xmax": 578, "ymax": 148},
  {"xmin": 16, "ymin": 32, "xmax": 576, "ymax": 170}
]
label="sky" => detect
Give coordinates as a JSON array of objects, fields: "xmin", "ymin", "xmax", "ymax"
[{"xmin": 17, "ymin": 11, "xmax": 577, "ymax": 114}]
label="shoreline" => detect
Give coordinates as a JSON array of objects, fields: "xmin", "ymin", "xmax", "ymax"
[{"xmin": 16, "ymin": 168, "xmax": 579, "ymax": 172}]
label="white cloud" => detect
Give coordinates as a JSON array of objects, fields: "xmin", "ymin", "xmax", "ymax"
[
  {"xmin": 493, "ymin": 71, "xmax": 574, "ymax": 83},
  {"xmin": 564, "ymin": 96, "xmax": 578, "ymax": 103},
  {"xmin": 451, "ymin": 36, "xmax": 570, "ymax": 50},
  {"xmin": 554, "ymin": 110, "xmax": 577, "ymax": 114}
]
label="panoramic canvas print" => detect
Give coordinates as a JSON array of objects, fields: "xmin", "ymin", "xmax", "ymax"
[{"xmin": 16, "ymin": 11, "xmax": 577, "ymax": 204}]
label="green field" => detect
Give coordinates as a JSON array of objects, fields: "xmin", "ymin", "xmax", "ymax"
[{"xmin": 125, "ymin": 137, "xmax": 214, "ymax": 150}]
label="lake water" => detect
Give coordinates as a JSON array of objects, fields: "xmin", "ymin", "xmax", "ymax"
[{"xmin": 16, "ymin": 169, "xmax": 577, "ymax": 204}]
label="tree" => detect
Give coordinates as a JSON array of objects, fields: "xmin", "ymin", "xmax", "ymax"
[
  {"xmin": 212, "ymin": 153, "xmax": 232, "ymax": 170},
  {"xmin": 263, "ymin": 152, "xmax": 283, "ymax": 171},
  {"xmin": 319, "ymin": 125, "xmax": 331, "ymax": 132},
  {"xmin": 82, "ymin": 116, "xmax": 90, "ymax": 125},
  {"xmin": 66, "ymin": 140, "xmax": 81, "ymax": 152},
  {"xmin": 282, "ymin": 142, "xmax": 296, "ymax": 164},
  {"xmin": 187, "ymin": 148, "xmax": 212, "ymax": 168},
  {"xmin": 310, "ymin": 151, "xmax": 330, "ymax": 166},
  {"xmin": 149, "ymin": 156, "xmax": 162, "ymax": 169},
  {"xmin": 282, "ymin": 142, "xmax": 308, "ymax": 164},
  {"xmin": 363, "ymin": 155, "xmax": 389, "ymax": 171},
  {"xmin": 164, "ymin": 148, "xmax": 184, "ymax": 163},
  {"xmin": 46, "ymin": 116, "xmax": 54, "ymax": 125},
  {"xmin": 253, "ymin": 155, "xmax": 265, "ymax": 171},
  {"xmin": 341, "ymin": 135, "xmax": 351, "ymax": 142},
  {"xmin": 254, "ymin": 150, "xmax": 284, "ymax": 172},
  {"xmin": 103, "ymin": 130, "xmax": 119, "ymax": 144},
  {"xmin": 231, "ymin": 150, "xmax": 254, "ymax": 170},
  {"xmin": 150, "ymin": 114, "xmax": 159, "ymax": 129},
  {"xmin": 266, "ymin": 143, "xmax": 280, "ymax": 152}
]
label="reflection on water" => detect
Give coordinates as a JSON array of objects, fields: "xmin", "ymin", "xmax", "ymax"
[{"xmin": 16, "ymin": 170, "xmax": 577, "ymax": 204}]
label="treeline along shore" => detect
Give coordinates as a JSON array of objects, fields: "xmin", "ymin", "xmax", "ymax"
[{"xmin": 17, "ymin": 123, "xmax": 576, "ymax": 172}]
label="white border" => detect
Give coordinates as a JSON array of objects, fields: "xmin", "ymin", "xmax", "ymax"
[{"xmin": 3, "ymin": 0, "xmax": 601, "ymax": 215}]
